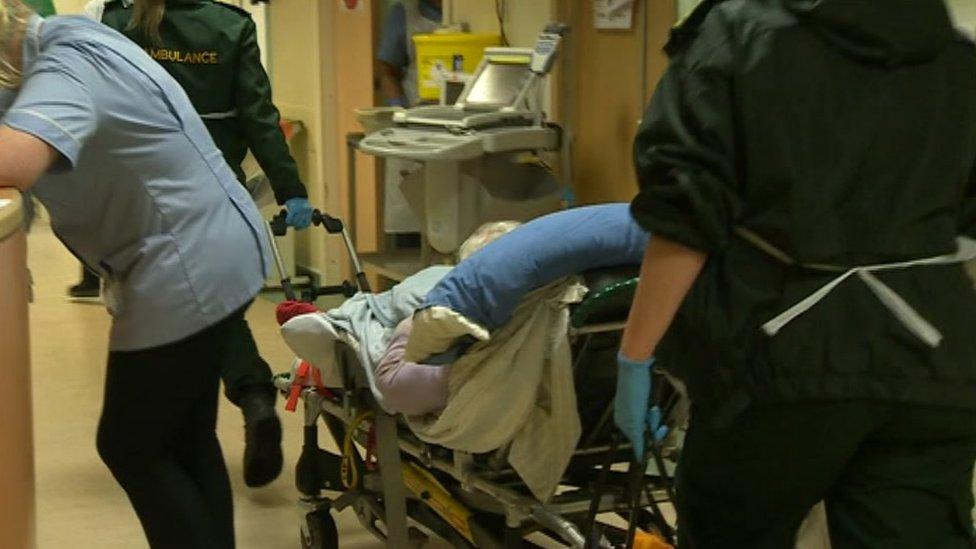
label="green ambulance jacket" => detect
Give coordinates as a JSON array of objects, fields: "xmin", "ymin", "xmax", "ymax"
[
  {"xmin": 102, "ymin": 0, "xmax": 307, "ymax": 204},
  {"xmin": 632, "ymin": 0, "xmax": 976, "ymax": 422},
  {"xmin": 25, "ymin": 0, "xmax": 56, "ymax": 16}
]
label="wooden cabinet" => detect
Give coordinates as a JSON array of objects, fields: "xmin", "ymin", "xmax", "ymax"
[
  {"xmin": 556, "ymin": 0, "xmax": 676, "ymax": 204},
  {"xmin": 0, "ymin": 189, "xmax": 34, "ymax": 549}
]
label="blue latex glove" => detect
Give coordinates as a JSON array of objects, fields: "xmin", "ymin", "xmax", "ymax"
[
  {"xmin": 285, "ymin": 197, "xmax": 314, "ymax": 230},
  {"xmin": 387, "ymin": 97, "xmax": 407, "ymax": 108},
  {"xmin": 614, "ymin": 353, "xmax": 668, "ymax": 460}
]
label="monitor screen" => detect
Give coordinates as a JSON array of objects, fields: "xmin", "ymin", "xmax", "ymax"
[{"xmin": 464, "ymin": 61, "xmax": 531, "ymax": 107}]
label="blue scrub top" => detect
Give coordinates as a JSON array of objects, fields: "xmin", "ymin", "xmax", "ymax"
[
  {"xmin": 376, "ymin": 0, "xmax": 443, "ymax": 68},
  {"xmin": 2, "ymin": 15, "xmax": 270, "ymax": 351}
]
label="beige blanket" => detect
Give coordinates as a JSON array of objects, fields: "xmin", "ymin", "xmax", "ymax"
[{"xmin": 406, "ymin": 279, "xmax": 587, "ymax": 501}]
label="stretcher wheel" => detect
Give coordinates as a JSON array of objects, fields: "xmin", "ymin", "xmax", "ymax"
[{"xmin": 300, "ymin": 509, "xmax": 339, "ymax": 549}]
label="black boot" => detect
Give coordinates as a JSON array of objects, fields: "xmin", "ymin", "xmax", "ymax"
[
  {"xmin": 68, "ymin": 267, "xmax": 100, "ymax": 299},
  {"xmin": 240, "ymin": 387, "xmax": 283, "ymax": 488}
]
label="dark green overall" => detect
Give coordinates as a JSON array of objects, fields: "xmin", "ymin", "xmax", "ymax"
[{"xmin": 632, "ymin": 0, "xmax": 976, "ymax": 546}]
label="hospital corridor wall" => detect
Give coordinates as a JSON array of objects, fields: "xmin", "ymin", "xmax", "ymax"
[{"xmin": 947, "ymin": 0, "xmax": 976, "ymax": 33}]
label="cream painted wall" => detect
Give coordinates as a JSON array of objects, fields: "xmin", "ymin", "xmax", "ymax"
[
  {"xmin": 449, "ymin": 0, "xmax": 555, "ymax": 47},
  {"xmin": 947, "ymin": 0, "xmax": 976, "ymax": 32},
  {"xmin": 266, "ymin": 0, "xmax": 339, "ymax": 281},
  {"xmin": 266, "ymin": 0, "xmax": 377, "ymax": 283},
  {"xmin": 53, "ymin": 0, "xmax": 86, "ymax": 13},
  {"xmin": 677, "ymin": 0, "xmax": 700, "ymax": 19}
]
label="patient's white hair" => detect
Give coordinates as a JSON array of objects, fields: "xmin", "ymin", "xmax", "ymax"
[{"xmin": 457, "ymin": 221, "xmax": 521, "ymax": 262}]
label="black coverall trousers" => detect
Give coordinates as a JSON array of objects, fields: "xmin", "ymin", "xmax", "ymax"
[{"xmin": 676, "ymin": 401, "xmax": 976, "ymax": 548}]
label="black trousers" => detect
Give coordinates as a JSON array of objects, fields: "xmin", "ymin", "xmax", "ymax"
[
  {"xmin": 96, "ymin": 309, "xmax": 252, "ymax": 549},
  {"xmin": 220, "ymin": 310, "xmax": 274, "ymax": 405},
  {"xmin": 676, "ymin": 401, "xmax": 976, "ymax": 548},
  {"xmin": 80, "ymin": 265, "xmax": 273, "ymax": 405}
]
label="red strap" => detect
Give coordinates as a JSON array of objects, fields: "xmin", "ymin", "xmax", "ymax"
[
  {"xmin": 285, "ymin": 385, "xmax": 302, "ymax": 412},
  {"xmin": 285, "ymin": 361, "xmax": 339, "ymax": 411},
  {"xmin": 307, "ymin": 363, "xmax": 339, "ymax": 400},
  {"xmin": 285, "ymin": 361, "xmax": 311, "ymax": 412},
  {"xmin": 310, "ymin": 365, "xmax": 324, "ymax": 389}
]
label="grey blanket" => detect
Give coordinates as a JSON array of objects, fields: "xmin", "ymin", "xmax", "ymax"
[{"xmin": 325, "ymin": 266, "xmax": 451, "ymax": 408}]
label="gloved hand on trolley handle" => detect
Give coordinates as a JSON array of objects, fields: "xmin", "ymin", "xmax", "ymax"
[
  {"xmin": 614, "ymin": 353, "xmax": 669, "ymax": 461},
  {"xmin": 284, "ymin": 197, "xmax": 314, "ymax": 229}
]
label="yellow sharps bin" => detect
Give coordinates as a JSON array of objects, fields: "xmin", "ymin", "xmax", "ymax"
[{"xmin": 411, "ymin": 33, "xmax": 501, "ymax": 102}]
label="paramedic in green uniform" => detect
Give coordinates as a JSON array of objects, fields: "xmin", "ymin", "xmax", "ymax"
[
  {"xmin": 614, "ymin": 0, "xmax": 976, "ymax": 546},
  {"xmin": 22, "ymin": 0, "xmax": 53, "ymax": 16},
  {"xmin": 86, "ymin": 0, "xmax": 314, "ymax": 488}
]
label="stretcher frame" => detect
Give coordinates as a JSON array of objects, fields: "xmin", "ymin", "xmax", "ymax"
[{"xmin": 266, "ymin": 211, "xmax": 683, "ymax": 549}]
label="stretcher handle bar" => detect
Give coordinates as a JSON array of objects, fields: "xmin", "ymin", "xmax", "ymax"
[
  {"xmin": 625, "ymin": 457, "xmax": 646, "ymax": 549},
  {"xmin": 584, "ymin": 434, "xmax": 618, "ymax": 547},
  {"xmin": 311, "ymin": 210, "xmax": 343, "ymax": 234},
  {"xmin": 269, "ymin": 210, "xmax": 289, "ymax": 237},
  {"xmin": 269, "ymin": 209, "xmax": 343, "ymax": 236},
  {"xmin": 311, "ymin": 211, "xmax": 370, "ymax": 293},
  {"xmin": 303, "ymin": 281, "xmax": 358, "ymax": 301},
  {"xmin": 270, "ymin": 209, "xmax": 371, "ymax": 293},
  {"xmin": 264, "ymin": 220, "xmax": 297, "ymax": 301},
  {"xmin": 532, "ymin": 507, "xmax": 586, "ymax": 549},
  {"xmin": 339, "ymin": 227, "xmax": 370, "ymax": 293}
]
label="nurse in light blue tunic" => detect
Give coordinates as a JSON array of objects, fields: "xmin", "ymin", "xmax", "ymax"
[{"xmin": 0, "ymin": 3, "xmax": 268, "ymax": 546}]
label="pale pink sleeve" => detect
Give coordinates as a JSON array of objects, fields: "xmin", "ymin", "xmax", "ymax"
[{"xmin": 375, "ymin": 318, "xmax": 451, "ymax": 416}]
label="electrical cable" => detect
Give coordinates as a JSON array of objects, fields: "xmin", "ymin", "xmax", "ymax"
[
  {"xmin": 495, "ymin": 0, "xmax": 509, "ymax": 46},
  {"xmin": 340, "ymin": 411, "xmax": 375, "ymax": 489}
]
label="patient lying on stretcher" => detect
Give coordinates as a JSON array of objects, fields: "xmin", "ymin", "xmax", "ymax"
[
  {"xmin": 278, "ymin": 204, "xmax": 650, "ymax": 500},
  {"xmin": 276, "ymin": 220, "xmax": 521, "ymax": 415},
  {"xmin": 276, "ymin": 302, "xmax": 449, "ymax": 414},
  {"xmin": 278, "ymin": 203, "xmax": 650, "ymax": 413},
  {"xmin": 377, "ymin": 219, "xmax": 529, "ymax": 414}
]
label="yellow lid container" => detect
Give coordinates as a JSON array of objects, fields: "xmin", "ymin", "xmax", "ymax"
[{"xmin": 411, "ymin": 33, "xmax": 501, "ymax": 102}]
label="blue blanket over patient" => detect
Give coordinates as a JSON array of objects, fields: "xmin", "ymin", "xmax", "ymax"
[{"xmin": 422, "ymin": 203, "xmax": 649, "ymax": 331}]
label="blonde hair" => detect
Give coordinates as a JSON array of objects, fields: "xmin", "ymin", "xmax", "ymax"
[
  {"xmin": 129, "ymin": 0, "xmax": 165, "ymax": 45},
  {"xmin": 457, "ymin": 221, "xmax": 521, "ymax": 262},
  {"xmin": 0, "ymin": 0, "xmax": 32, "ymax": 89}
]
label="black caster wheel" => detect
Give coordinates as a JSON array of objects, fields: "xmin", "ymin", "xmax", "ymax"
[{"xmin": 300, "ymin": 509, "xmax": 339, "ymax": 549}]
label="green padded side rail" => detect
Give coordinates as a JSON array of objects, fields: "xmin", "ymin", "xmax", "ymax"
[{"xmin": 570, "ymin": 277, "xmax": 638, "ymax": 329}]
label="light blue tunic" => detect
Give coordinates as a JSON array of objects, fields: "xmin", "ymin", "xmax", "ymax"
[{"xmin": 3, "ymin": 15, "xmax": 270, "ymax": 351}]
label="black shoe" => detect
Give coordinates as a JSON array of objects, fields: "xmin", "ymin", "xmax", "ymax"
[
  {"xmin": 241, "ymin": 390, "xmax": 283, "ymax": 488},
  {"xmin": 68, "ymin": 280, "xmax": 100, "ymax": 299}
]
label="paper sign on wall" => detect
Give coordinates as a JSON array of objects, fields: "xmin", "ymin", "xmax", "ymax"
[{"xmin": 594, "ymin": 0, "xmax": 635, "ymax": 30}]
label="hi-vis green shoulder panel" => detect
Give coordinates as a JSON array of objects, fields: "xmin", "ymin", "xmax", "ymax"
[{"xmin": 665, "ymin": 0, "xmax": 729, "ymax": 56}]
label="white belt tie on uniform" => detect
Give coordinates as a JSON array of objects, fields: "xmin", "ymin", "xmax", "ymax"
[
  {"xmin": 198, "ymin": 109, "xmax": 238, "ymax": 120},
  {"xmin": 736, "ymin": 228, "xmax": 976, "ymax": 348}
]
